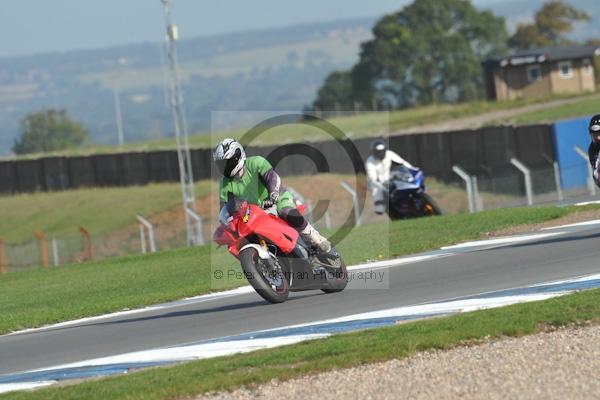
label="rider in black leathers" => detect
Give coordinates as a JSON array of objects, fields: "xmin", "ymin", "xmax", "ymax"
[{"xmin": 588, "ymin": 114, "xmax": 600, "ymax": 187}]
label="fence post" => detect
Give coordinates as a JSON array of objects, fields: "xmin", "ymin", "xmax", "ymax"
[
  {"xmin": 139, "ymin": 224, "xmax": 147, "ymax": 254},
  {"xmin": 0, "ymin": 237, "xmax": 6, "ymax": 273},
  {"xmin": 34, "ymin": 231, "xmax": 49, "ymax": 268},
  {"xmin": 553, "ymin": 162, "xmax": 564, "ymax": 202},
  {"xmin": 79, "ymin": 227, "xmax": 93, "ymax": 261},
  {"xmin": 452, "ymin": 166, "xmax": 475, "ymax": 213},
  {"xmin": 510, "ymin": 158, "xmax": 534, "ymax": 206},
  {"xmin": 324, "ymin": 211, "xmax": 332, "ymax": 230},
  {"xmin": 185, "ymin": 208, "xmax": 204, "ymax": 246},
  {"xmin": 52, "ymin": 238, "xmax": 60, "ymax": 267},
  {"xmin": 574, "ymin": 146, "xmax": 596, "ymax": 196},
  {"xmin": 137, "ymin": 215, "xmax": 157, "ymax": 253},
  {"xmin": 471, "ymin": 176, "xmax": 484, "ymax": 212},
  {"xmin": 340, "ymin": 181, "xmax": 361, "ymax": 227},
  {"xmin": 308, "ymin": 198, "xmax": 315, "ymax": 216}
]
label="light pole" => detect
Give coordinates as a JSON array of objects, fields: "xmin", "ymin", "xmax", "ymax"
[
  {"xmin": 112, "ymin": 57, "xmax": 126, "ymax": 146},
  {"xmin": 160, "ymin": 0, "xmax": 200, "ymax": 246}
]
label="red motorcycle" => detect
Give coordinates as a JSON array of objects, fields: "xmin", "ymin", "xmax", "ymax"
[{"xmin": 213, "ymin": 201, "xmax": 348, "ymax": 303}]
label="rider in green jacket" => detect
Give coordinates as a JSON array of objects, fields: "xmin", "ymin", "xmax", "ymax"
[{"xmin": 213, "ymin": 138, "xmax": 331, "ymax": 252}]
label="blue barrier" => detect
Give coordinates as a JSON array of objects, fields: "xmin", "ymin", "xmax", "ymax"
[{"xmin": 553, "ymin": 117, "xmax": 592, "ymax": 190}]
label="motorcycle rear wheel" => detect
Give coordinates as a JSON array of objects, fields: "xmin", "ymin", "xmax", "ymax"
[{"xmin": 240, "ymin": 248, "xmax": 289, "ymax": 304}]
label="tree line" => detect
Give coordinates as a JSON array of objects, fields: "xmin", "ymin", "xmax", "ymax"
[
  {"xmin": 11, "ymin": 0, "xmax": 594, "ymax": 156},
  {"xmin": 311, "ymin": 0, "xmax": 594, "ymax": 113}
]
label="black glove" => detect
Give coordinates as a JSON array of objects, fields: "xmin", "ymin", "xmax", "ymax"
[{"xmin": 262, "ymin": 191, "xmax": 279, "ymax": 208}]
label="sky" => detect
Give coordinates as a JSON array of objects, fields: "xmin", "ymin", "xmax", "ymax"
[{"xmin": 0, "ymin": 0, "xmax": 507, "ymax": 58}]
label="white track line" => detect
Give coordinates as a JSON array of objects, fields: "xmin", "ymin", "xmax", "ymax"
[
  {"xmin": 541, "ymin": 219, "xmax": 600, "ymax": 231},
  {"xmin": 440, "ymin": 232, "xmax": 562, "ymax": 250},
  {"xmin": 7, "ymin": 272, "xmax": 600, "ymax": 394},
  {"xmin": 3, "ymin": 225, "xmax": 583, "ymax": 337}
]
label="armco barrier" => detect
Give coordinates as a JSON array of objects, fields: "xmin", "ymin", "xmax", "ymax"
[
  {"xmin": 0, "ymin": 124, "xmax": 555, "ymax": 194},
  {"xmin": 68, "ymin": 156, "xmax": 96, "ymax": 188}
]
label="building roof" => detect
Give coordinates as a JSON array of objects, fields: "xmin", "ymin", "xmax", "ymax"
[{"xmin": 484, "ymin": 44, "xmax": 600, "ymax": 68}]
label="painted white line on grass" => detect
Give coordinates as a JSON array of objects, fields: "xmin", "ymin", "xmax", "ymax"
[
  {"xmin": 0, "ymin": 381, "xmax": 56, "ymax": 394},
  {"xmin": 575, "ymin": 200, "xmax": 600, "ymax": 206}
]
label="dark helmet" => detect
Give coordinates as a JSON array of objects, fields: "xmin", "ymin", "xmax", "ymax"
[
  {"xmin": 589, "ymin": 114, "xmax": 600, "ymax": 142},
  {"xmin": 370, "ymin": 139, "xmax": 387, "ymax": 160}
]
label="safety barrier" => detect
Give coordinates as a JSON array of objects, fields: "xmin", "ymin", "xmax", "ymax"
[{"xmin": 0, "ymin": 124, "xmax": 555, "ymax": 194}]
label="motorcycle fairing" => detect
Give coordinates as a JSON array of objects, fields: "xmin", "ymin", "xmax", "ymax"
[{"xmin": 237, "ymin": 204, "xmax": 299, "ymax": 253}]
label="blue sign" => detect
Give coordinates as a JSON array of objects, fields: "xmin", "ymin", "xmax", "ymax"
[{"xmin": 553, "ymin": 117, "xmax": 591, "ymax": 190}]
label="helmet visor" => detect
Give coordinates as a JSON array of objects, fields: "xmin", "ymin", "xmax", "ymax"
[
  {"xmin": 214, "ymin": 149, "xmax": 241, "ymax": 177},
  {"xmin": 372, "ymin": 142, "xmax": 386, "ymax": 160}
]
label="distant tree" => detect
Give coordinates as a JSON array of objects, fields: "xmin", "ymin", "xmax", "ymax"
[
  {"xmin": 12, "ymin": 109, "xmax": 89, "ymax": 155},
  {"xmin": 585, "ymin": 38, "xmax": 600, "ymax": 87},
  {"xmin": 349, "ymin": 0, "xmax": 508, "ymax": 108},
  {"xmin": 508, "ymin": 1, "xmax": 590, "ymax": 50},
  {"xmin": 312, "ymin": 70, "xmax": 354, "ymax": 111}
]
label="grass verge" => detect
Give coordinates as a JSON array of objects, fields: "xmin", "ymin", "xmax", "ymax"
[
  {"xmin": 0, "ymin": 204, "xmax": 595, "ymax": 335},
  {"xmin": 3, "ymin": 287, "xmax": 599, "ymax": 400},
  {"xmin": 0, "ymin": 182, "xmax": 211, "ymax": 243},
  {"xmin": 12, "ymin": 92, "xmax": 597, "ymax": 158},
  {"xmin": 504, "ymin": 94, "xmax": 600, "ymax": 125}
]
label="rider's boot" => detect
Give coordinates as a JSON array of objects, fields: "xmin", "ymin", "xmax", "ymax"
[{"xmin": 301, "ymin": 223, "xmax": 331, "ymax": 253}]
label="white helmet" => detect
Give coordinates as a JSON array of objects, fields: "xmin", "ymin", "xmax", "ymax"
[{"xmin": 213, "ymin": 138, "xmax": 246, "ymax": 177}]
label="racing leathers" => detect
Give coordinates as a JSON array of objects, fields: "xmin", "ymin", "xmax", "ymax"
[
  {"xmin": 366, "ymin": 150, "xmax": 415, "ymax": 215},
  {"xmin": 588, "ymin": 141, "xmax": 600, "ymax": 187},
  {"xmin": 219, "ymin": 156, "xmax": 331, "ymax": 252}
]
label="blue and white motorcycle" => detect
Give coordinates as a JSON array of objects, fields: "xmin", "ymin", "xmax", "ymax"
[{"xmin": 384, "ymin": 165, "xmax": 441, "ymax": 220}]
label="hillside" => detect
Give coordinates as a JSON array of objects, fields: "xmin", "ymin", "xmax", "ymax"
[
  {"xmin": 0, "ymin": 0, "xmax": 598, "ymax": 156},
  {"xmin": 0, "ymin": 18, "xmax": 373, "ymax": 155}
]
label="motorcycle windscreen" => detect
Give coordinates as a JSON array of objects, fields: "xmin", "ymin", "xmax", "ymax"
[{"xmin": 391, "ymin": 180, "xmax": 420, "ymax": 191}]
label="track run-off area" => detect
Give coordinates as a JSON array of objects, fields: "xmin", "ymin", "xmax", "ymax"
[{"xmin": 2, "ymin": 219, "xmax": 600, "ymax": 394}]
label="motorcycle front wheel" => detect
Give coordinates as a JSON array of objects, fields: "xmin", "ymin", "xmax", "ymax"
[
  {"xmin": 240, "ymin": 247, "xmax": 289, "ymax": 304},
  {"xmin": 321, "ymin": 248, "xmax": 348, "ymax": 293},
  {"xmin": 421, "ymin": 193, "xmax": 442, "ymax": 216}
]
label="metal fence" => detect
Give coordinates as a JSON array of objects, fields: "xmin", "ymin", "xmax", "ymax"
[
  {"xmin": 449, "ymin": 162, "xmax": 596, "ymax": 213},
  {"xmin": 1, "ymin": 163, "xmax": 598, "ymax": 273}
]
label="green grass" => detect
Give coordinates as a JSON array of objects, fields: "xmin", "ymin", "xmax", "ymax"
[
  {"xmin": 0, "ymin": 246, "xmax": 235, "ymax": 334},
  {"xmin": 4, "ymin": 287, "xmax": 599, "ymax": 400},
  {"xmin": 0, "ymin": 204, "xmax": 592, "ymax": 335},
  {"xmin": 13, "ymin": 92, "xmax": 598, "ymax": 158},
  {"xmin": 0, "ymin": 182, "xmax": 211, "ymax": 243},
  {"xmin": 505, "ymin": 94, "xmax": 600, "ymax": 125},
  {"xmin": 167, "ymin": 100, "xmax": 531, "ymax": 149}
]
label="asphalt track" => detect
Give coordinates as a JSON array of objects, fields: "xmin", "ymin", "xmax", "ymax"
[{"xmin": 2, "ymin": 222, "xmax": 600, "ymax": 378}]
